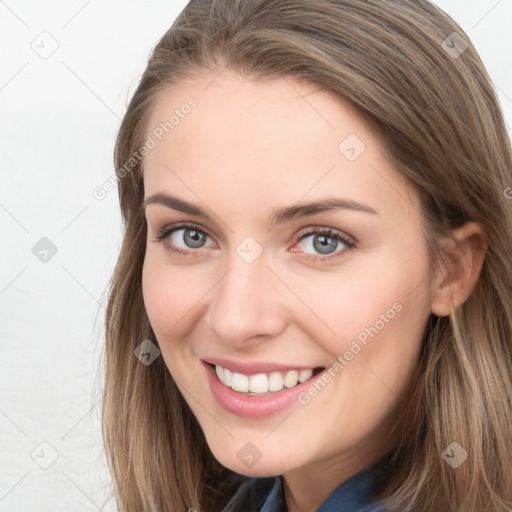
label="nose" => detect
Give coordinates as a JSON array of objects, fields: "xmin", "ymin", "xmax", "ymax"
[{"xmin": 205, "ymin": 254, "xmax": 288, "ymax": 347}]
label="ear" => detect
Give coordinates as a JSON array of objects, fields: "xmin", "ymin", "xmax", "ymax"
[{"xmin": 431, "ymin": 222, "xmax": 488, "ymax": 317}]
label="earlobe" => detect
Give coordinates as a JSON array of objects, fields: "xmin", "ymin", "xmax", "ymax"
[{"xmin": 430, "ymin": 222, "xmax": 488, "ymax": 317}]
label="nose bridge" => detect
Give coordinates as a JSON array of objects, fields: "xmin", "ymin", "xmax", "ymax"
[{"xmin": 206, "ymin": 249, "xmax": 287, "ymax": 344}]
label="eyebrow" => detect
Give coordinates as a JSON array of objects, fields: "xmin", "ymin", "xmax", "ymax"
[{"xmin": 142, "ymin": 192, "xmax": 378, "ymax": 227}]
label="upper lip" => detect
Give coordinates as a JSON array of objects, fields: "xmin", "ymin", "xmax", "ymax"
[{"xmin": 203, "ymin": 357, "xmax": 323, "ymax": 375}]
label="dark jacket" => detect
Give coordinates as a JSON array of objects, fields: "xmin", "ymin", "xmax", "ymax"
[{"xmin": 222, "ymin": 460, "xmax": 388, "ymax": 512}]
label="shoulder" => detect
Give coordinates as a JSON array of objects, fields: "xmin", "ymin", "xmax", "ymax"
[{"xmin": 221, "ymin": 465, "xmax": 390, "ymax": 512}]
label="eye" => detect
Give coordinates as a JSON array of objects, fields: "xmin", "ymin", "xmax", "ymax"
[
  {"xmin": 151, "ymin": 222, "xmax": 356, "ymax": 261},
  {"xmin": 151, "ymin": 222, "xmax": 215, "ymax": 256},
  {"xmin": 292, "ymin": 227, "xmax": 356, "ymax": 261}
]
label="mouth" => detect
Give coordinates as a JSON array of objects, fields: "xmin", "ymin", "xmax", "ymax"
[
  {"xmin": 202, "ymin": 360, "xmax": 326, "ymax": 418},
  {"xmin": 206, "ymin": 362, "xmax": 324, "ymax": 396}
]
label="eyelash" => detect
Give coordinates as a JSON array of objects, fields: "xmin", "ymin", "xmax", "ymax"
[{"xmin": 151, "ymin": 222, "xmax": 357, "ymax": 262}]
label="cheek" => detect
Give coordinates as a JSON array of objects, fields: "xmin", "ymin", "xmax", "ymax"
[
  {"xmin": 141, "ymin": 256, "xmax": 204, "ymax": 352},
  {"xmin": 294, "ymin": 241, "xmax": 432, "ymax": 370},
  {"xmin": 287, "ymin": 259, "xmax": 431, "ymax": 444},
  {"xmin": 142, "ymin": 259, "xmax": 208, "ymax": 388}
]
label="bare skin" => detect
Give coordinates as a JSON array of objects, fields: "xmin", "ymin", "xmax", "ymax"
[{"xmin": 141, "ymin": 69, "xmax": 487, "ymax": 512}]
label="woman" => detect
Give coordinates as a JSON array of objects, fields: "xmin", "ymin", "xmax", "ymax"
[{"xmin": 101, "ymin": 1, "xmax": 512, "ymax": 510}]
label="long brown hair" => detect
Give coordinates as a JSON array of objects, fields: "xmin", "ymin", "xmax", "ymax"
[{"xmin": 101, "ymin": 1, "xmax": 512, "ymax": 510}]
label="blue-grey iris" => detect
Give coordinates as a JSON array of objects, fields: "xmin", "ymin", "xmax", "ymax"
[
  {"xmin": 184, "ymin": 229, "xmax": 206, "ymax": 248},
  {"xmin": 313, "ymin": 234, "xmax": 337, "ymax": 254}
]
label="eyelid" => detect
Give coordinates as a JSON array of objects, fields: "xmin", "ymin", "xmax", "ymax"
[
  {"xmin": 154, "ymin": 221, "xmax": 215, "ymax": 239},
  {"xmin": 293, "ymin": 225, "xmax": 356, "ymax": 245}
]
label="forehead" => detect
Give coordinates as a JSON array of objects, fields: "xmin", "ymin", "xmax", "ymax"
[{"xmin": 142, "ymin": 69, "xmax": 417, "ymax": 221}]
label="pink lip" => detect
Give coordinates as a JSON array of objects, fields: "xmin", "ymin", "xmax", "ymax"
[
  {"xmin": 202, "ymin": 360, "xmax": 323, "ymax": 419},
  {"xmin": 202, "ymin": 357, "xmax": 319, "ymax": 375}
]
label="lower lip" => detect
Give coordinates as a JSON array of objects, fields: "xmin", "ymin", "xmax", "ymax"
[{"xmin": 203, "ymin": 361, "xmax": 322, "ymax": 419}]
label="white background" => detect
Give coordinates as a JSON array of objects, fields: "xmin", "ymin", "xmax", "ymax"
[{"xmin": 1, "ymin": 1, "xmax": 511, "ymax": 510}]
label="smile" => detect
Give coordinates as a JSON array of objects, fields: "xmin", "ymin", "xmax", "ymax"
[
  {"xmin": 214, "ymin": 364, "xmax": 323, "ymax": 395},
  {"xmin": 203, "ymin": 361, "xmax": 325, "ymax": 418}
]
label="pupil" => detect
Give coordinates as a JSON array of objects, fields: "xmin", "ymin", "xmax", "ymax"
[{"xmin": 313, "ymin": 234, "xmax": 337, "ymax": 254}]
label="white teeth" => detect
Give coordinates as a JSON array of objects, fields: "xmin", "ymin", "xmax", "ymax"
[
  {"xmin": 298, "ymin": 368, "xmax": 313, "ymax": 382},
  {"xmin": 231, "ymin": 372, "xmax": 249, "ymax": 392},
  {"xmin": 214, "ymin": 364, "xmax": 316, "ymax": 394},
  {"xmin": 283, "ymin": 370, "xmax": 299, "ymax": 388},
  {"xmin": 249, "ymin": 373, "xmax": 268, "ymax": 393},
  {"xmin": 268, "ymin": 372, "xmax": 284, "ymax": 392}
]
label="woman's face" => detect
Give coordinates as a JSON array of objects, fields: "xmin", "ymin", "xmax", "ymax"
[{"xmin": 141, "ymin": 70, "xmax": 435, "ymax": 478}]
